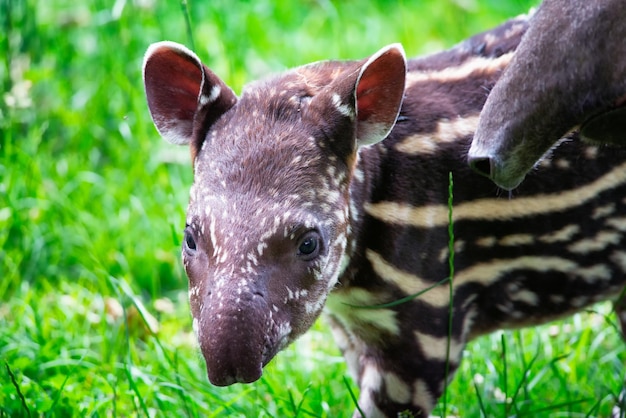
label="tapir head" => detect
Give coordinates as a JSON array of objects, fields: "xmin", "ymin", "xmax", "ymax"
[{"xmin": 142, "ymin": 42, "xmax": 405, "ymax": 385}]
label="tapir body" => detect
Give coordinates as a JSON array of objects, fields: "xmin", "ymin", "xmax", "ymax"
[{"xmin": 144, "ymin": 15, "xmax": 626, "ymax": 417}]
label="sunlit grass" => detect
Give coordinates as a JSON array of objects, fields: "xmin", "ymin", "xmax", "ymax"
[
  {"xmin": 2, "ymin": 0, "xmax": 624, "ymax": 416},
  {"xmin": 445, "ymin": 305, "xmax": 625, "ymax": 417}
]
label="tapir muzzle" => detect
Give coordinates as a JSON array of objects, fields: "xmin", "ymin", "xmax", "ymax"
[{"xmin": 200, "ymin": 290, "xmax": 275, "ymax": 386}]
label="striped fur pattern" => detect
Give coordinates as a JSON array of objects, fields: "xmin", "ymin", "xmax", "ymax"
[{"xmin": 143, "ymin": 15, "xmax": 626, "ymax": 417}]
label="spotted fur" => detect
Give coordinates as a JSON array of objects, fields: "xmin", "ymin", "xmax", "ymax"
[{"xmin": 143, "ymin": 15, "xmax": 626, "ymax": 417}]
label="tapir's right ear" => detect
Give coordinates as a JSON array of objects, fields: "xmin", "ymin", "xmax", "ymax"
[{"xmin": 143, "ymin": 41, "xmax": 237, "ymax": 152}]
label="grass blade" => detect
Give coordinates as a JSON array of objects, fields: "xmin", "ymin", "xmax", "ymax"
[
  {"xmin": 5, "ymin": 362, "xmax": 31, "ymax": 418},
  {"xmin": 344, "ymin": 376, "xmax": 366, "ymax": 418},
  {"xmin": 180, "ymin": 0, "xmax": 195, "ymax": 50}
]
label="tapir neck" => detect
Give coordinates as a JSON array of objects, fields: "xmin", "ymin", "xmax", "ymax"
[{"xmin": 341, "ymin": 143, "xmax": 385, "ymax": 287}]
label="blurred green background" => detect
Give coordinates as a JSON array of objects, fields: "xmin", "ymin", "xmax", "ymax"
[{"xmin": 2, "ymin": 0, "xmax": 624, "ymax": 416}]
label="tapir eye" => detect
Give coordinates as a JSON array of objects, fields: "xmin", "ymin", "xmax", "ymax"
[
  {"xmin": 183, "ymin": 227, "xmax": 197, "ymax": 253},
  {"xmin": 297, "ymin": 231, "xmax": 321, "ymax": 260}
]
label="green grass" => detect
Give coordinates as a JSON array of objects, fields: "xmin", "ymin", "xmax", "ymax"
[{"xmin": 1, "ymin": 0, "xmax": 624, "ymax": 416}]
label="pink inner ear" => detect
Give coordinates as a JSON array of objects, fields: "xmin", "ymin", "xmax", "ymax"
[
  {"xmin": 355, "ymin": 76, "xmax": 379, "ymax": 122},
  {"xmin": 355, "ymin": 46, "xmax": 406, "ymax": 145},
  {"xmin": 144, "ymin": 46, "xmax": 204, "ymax": 143}
]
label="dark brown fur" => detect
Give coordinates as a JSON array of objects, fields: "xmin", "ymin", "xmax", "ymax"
[{"xmin": 144, "ymin": 15, "xmax": 626, "ymax": 417}]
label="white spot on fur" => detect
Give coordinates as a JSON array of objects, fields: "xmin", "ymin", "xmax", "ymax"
[
  {"xmin": 499, "ymin": 233, "xmax": 535, "ymax": 246},
  {"xmin": 247, "ymin": 252, "xmax": 258, "ymax": 266},
  {"xmin": 509, "ymin": 289, "xmax": 539, "ymax": 306},
  {"xmin": 567, "ymin": 231, "xmax": 621, "ymax": 254},
  {"xmin": 592, "ymin": 203, "xmax": 616, "ymax": 219},
  {"xmin": 539, "ymin": 224, "xmax": 581, "ymax": 244},
  {"xmin": 438, "ymin": 240, "xmax": 465, "ymax": 263},
  {"xmin": 605, "ymin": 217, "xmax": 626, "ymax": 232},
  {"xmin": 412, "ymin": 378, "xmax": 435, "ymax": 414},
  {"xmin": 395, "ymin": 115, "xmax": 480, "ymax": 155},
  {"xmin": 610, "ymin": 251, "xmax": 626, "ymax": 273},
  {"xmin": 555, "ymin": 159, "xmax": 570, "ymax": 169},
  {"xmin": 584, "ymin": 146, "xmax": 598, "ymax": 159},
  {"xmin": 384, "ymin": 371, "xmax": 411, "ymax": 404},
  {"xmin": 414, "ymin": 331, "xmax": 464, "ymax": 362},
  {"xmin": 331, "ymin": 93, "xmax": 355, "ymax": 119},
  {"xmin": 201, "ymin": 84, "xmax": 222, "ymax": 106},
  {"xmin": 476, "ymin": 236, "xmax": 497, "ymax": 247},
  {"xmin": 192, "ymin": 317, "xmax": 199, "ymax": 337},
  {"xmin": 577, "ymin": 264, "xmax": 612, "ymax": 283},
  {"xmin": 353, "ymin": 167, "xmax": 365, "ymax": 183},
  {"xmin": 257, "ymin": 242, "xmax": 267, "ymax": 256},
  {"xmin": 358, "ymin": 363, "xmax": 384, "ymax": 418},
  {"xmin": 304, "ymin": 292, "xmax": 326, "ymax": 314},
  {"xmin": 338, "ymin": 253, "xmax": 351, "ymax": 276}
]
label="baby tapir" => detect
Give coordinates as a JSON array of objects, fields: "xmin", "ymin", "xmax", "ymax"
[{"xmin": 143, "ymin": 14, "xmax": 626, "ymax": 417}]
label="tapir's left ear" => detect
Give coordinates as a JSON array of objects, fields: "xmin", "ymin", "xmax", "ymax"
[
  {"xmin": 354, "ymin": 44, "xmax": 406, "ymax": 146},
  {"xmin": 143, "ymin": 41, "xmax": 237, "ymax": 160}
]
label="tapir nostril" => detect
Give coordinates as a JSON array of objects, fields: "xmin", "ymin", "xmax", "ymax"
[{"xmin": 469, "ymin": 156, "xmax": 493, "ymax": 178}]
